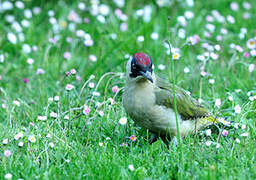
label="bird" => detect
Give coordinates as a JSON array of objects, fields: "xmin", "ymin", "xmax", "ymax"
[{"xmin": 122, "ymin": 52, "xmax": 227, "ymax": 144}]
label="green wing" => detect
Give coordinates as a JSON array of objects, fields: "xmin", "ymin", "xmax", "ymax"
[{"xmin": 154, "ymin": 76, "xmax": 209, "ymax": 120}]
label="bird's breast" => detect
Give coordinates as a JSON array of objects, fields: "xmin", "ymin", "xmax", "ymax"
[{"xmin": 123, "ymin": 82, "xmax": 155, "ymax": 128}]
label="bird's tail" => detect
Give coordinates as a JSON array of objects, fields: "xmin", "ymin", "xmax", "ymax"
[{"xmin": 198, "ymin": 115, "xmax": 231, "ymax": 130}]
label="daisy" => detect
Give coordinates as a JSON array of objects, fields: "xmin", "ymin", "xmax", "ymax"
[
  {"xmin": 172, "ymin": 52, "xmax": 180, "ymax": 60},
  {"xmin": 246, "ymin": 39, "xmax": 256, "ymax": 49},
  {"xmin": 65, "ymin": 84, "xmax": 74, "ymax": 91},
  {"xmin": 129, "ymin": 135, "xmax": 137, "ymax": 142},
  {"xmin": 119, "ymin": 117, "xmax": 127, "ymax": 125}
]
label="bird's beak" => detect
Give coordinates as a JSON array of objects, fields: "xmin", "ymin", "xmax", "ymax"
[{"xmin": 140, "ymin": 71, "xmax": 153, "ymax": 83}]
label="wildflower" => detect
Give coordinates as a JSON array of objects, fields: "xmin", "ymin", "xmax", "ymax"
[
  {"xmin": 70, "ymin": 69, "xmax": 76, "ymax": 74},
  {"xmin": 201, "ymin": 71, "xmax": 207, "ymax": 77},
  {"xmin": 249, "ymin": 64, "xmax": 255, "ymax": 72},
  {"xmin": 78, "ymin": 2, "xmax": 86, "ymax": 10},
  {"xmin": 128, "ymin": 164, "xmax": 135, "ymax": 171},
  {"xmin": 216, "ymin": 143, "xmax": 220, "ymax": 149},
  {"xmin": 177, "ymin": 16, "xmax": 187, "ymax": 26},
  {"xmin": 151, "ymin": 32, "xmax": 159, "ymax": 40},
  {"xmin": 246, "ymin": 39, "xmax": 256, "ymax": 49},
  {"xmin": 97, "ymin": 15, "xmax": 105, "ymax": 23},
  {"xmin": 209, "ymin": 79, "xmax": 215, "ymax": 84},
  {"xmin": 3, "ymin": 138, "xmax": 8, "ymax": 145},
  {"xmin": 230, "ymin": 2, "xmax": 239, "ymax": 11},
  {"xmin": 205, "ymin": 141, "xmax": 212, "ymax": 146},
  {"xmin": 49, "ymin": 38, "xmax": 57, "ymax": 44},
  {"xmin": 89, "ymin": 55, "xmax": 97, "ymax": 62},
  {"xmin": 222, "ymin": 130, "xmax": 228, "ymax": 136},
  {"xmin": 158, "ymin": 64, "xmax": 166, "ymax": 71},
  {"xmin": 0, "ymin": 54, "xmax": 4, "ymax": 63},
  {"xmin": 228, "ymin": 95, "xmax": 233, "ymax": 101},
  {"xmin": 63, "ymin": 52, "xmax": 71, "ymax": 60},
  {"xmin": 227, "ymin": 15, "xmax": 235, "ymax": 24},
  {"xmin": 13, "ymin": 100, "xmax": 20, "ymax": 107},
  {"xmin": 88, "ymin": 82, "xmax": 95, "ymax": 88},
  {"xmin": 54, "ymin": 96, "xmax": 59, "ymax": 101},
  {"xmin": 50, "ymin": 112, "xmax": 58, "ymax": 118},
  {"xmin": 28, "ymin": 135, "xmax": 36, "ymax": 143},
  {"xmin": 249, "ymin": 96, "xmax": 254, "ymax": 101},
  {"xmin": 18, "ymin": 141, "xmax": 24, "ymax": 147},
  {"xmin": 99, "ymin": 142, "xmax": 103, "ymax": 146},
  {"xmin": 178, "ymin": 29, "xmax": 186, "ymax": 39},
  {"xmin": 99, "ymin": 4, "xmax": 110, "ymax": 16},
  {"xmin": 24, "ymin": 9, "xmax": 32, "ymax": 18},
  {"xmin": 36, "ymin": 68, "xmax": 45, "ymax": 75},
  {"xmin": 64, "ymin": 115, "xmax": 69, "ymax": 120},
  {"xmin": 172, "ymin": 52, "xmax": 180, "ymax": 60},
  {"xmin": 7, "ymin": 32, "xmax": 17, "ymax": 44},
  {"xmin": 137, "ymin": 35, "xmax": 144, "ymax": 42},
  {"xmin": 184, "ymin": 11, "xmax": 194, "ymax": 19},
  {"xmin": 33, "ymin": 7, "xmax": 41, "ymax": 14},
  {"xmin": 98, "ymin": 110, "xmax": 104, "ymax": 117},
  {"xmin": 234, "ymin": 105, "xmax": 241, "ymax": 114},
  {"xmin": 243, "ymin": 52, "xmax": 250, "ymax": 58},
  {"xmin": 25, "ymin": 58, "xmax": 34, "ymax": 65},
  {"xmin": 243, "ymin": 2, "xmax": 251, "ymax": 9},
  {"xmin": 23, "ymin": 78, "xmax": 28, "ymax": 83},
  {"xmin": 235, "ymin": 138, "xmax": 240, "ymax": 143},
  {"xmin": 250, "ymin": 49, "xmax": 256, "ymax": 57},
  {"xmin": 4, "ymin": 150, "xmax": 12, "ymax": 157},
  {"xmin": 4, "ymin": 173, "xmax": 12, "ymax": 179},
  {"xmin": 49, "ymin": 142, "xmax": 54, "ymax": 148},
  {"xmin": 210, "ymin": 52, "xmax": 218, "ymax": 60},
  {"xmin": 206, "ymin": 129, "xmax": 211, "ymax": 136},
  {"xmin": 1, "ymin": 1, "xmax": 13, "ymax": 10},
  {"xmin": 112, "ymin": 86, "xmax": 119, "ymax": 93},
  {"xmin": 119, "ymin": 117, "xmax": 127, "ymax": 125},
  {"xmin": 240, "ymin": 132, "xmax": 249, "ymax": 137},
  {"xmin": 76, "ymin": 75, "xmax": 81, "ymax": 81},
  {"xmin": 92, "ymin": 91, "xmax": 100, "ymax": 96},
  {"xmin": 241, "ymin": 124, "xmax": 246, "ymax": 130},
  {"xmin": 46, "ymin": 133, "xmax": 51, "ymax": 138},
  {"xmin": 84, "ymin": 39, "xmax": 94, "ymax": 46},
  {"xmin": 129, "ymin": 135, "xmax": 137, "ymax": 142},
  {"xmin": 65, "ymin": 84, "xmax": 74, "ymax": 91},
  {"xmin": 215, "ymin": 98, "xmax": 221, "ymax": 107},
  {"xmin": 83, "ymin": 105, "xmax": 91, "ymax": 115},
  {"xmin": 15, "ymin": 1, "xmax": 24, "ymax": 9},
  {"xmin": 108, "ymin": 98, "xmax": 115, "ymax": 105}
]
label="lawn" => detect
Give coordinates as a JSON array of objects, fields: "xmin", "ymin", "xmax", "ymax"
[{"xmin": 0, "ymin": 0, "xmax": 256, "ymax": 179}]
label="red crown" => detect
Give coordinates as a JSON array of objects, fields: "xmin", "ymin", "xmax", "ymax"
[{"xmin": 133, "ymin": 52, "xmax": 150, "ymax": 66}]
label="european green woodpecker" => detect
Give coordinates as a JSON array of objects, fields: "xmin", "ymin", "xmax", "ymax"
[{"xmin": 122, "ymin": 52, "xmax": 223, "ymax": 143}]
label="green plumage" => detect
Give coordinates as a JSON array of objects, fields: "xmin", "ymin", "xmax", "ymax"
[{"xmin": 154, "ymin": 76, "xmax": 210, "ymax": 120}]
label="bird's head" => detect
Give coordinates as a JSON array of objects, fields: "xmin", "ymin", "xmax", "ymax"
[{"xmin": 126, "ymin": 52, "xmax": 154, "ymax": 83}]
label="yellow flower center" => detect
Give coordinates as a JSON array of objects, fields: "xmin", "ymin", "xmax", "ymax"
[
  {"xmin": 249, "ymin": 41, "xmax": 255, "ymax": 45},
  {"xmin": 173, "ymin": 54, "xmax": 179, "ymax": 59}
]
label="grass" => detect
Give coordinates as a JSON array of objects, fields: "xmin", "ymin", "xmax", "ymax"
[{"xmin": 1, "ymin": 0, "xmax": 256, "ymax": 179}]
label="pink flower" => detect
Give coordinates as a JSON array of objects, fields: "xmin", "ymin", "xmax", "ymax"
[
  {"xmin": 129, "ymin": 135, "xmax": 137, "ymax": 142},
  {"xmin": 64, "ymin": 52, "xmax": 71, "ymax": 60},
  {"xmin": 83, "ymin": 105, "xmax": 91, "ymax": 115},
  {"xmin": 70, "ymin": 68, "xmax": 76, "ymax": 74},
  {"xmin": 120, "ymin": 23, "xmax": 128, "ymax": 32},
  {"xmin": 65, "ymin": 84, "xmax": 74, "ymax": 91},
  {"xmin": 222, "ymin": 130, "xmax": 228, "ymax": 136},
  {"xmin": 49, "ymin": 38, "xmax": 57, "ymax": 44},
  {"xmin": 4, "ymin": 150, "xmax": 11, "ymax": 157},
  {"xmin": 24, "ymin": 78, "xmax": 28, "ymax": 83},
  {"xmin": 84, "ymin": 18, "xmax": 90, "ymax": 23},
  {"xmin": 36, "ymin": 68, "xmax": 45, "ymax": 75},
  {"xmin": 112, "ymin": 85, "xmax": 119, "ymax": 93},
  {"xmin": 243, "ymin": 52, "xmax": 250, "ymax": 58},
  {"xmin": 76, "ymin": 75, "xmax": 81, "ymax": 81}
]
